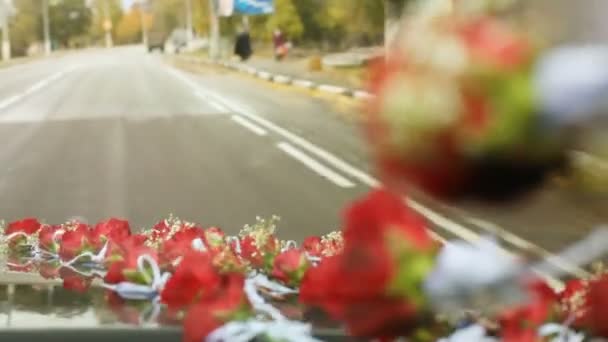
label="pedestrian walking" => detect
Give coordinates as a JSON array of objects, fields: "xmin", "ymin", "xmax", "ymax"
[
  {"xmin": 234, "ymin": 26, "xmax": 252, "ymax": 61},
  {"xmin": 273, "ymin": 28, "xmax": 290, "ymax": 61}
]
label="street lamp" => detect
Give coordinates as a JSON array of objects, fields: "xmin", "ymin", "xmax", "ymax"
[
  {"xmin": 0, "ymin": 0, "xmax": 15, "ymax": 61},
  {"xmin": 102, "ymin": 0, "xmax": 113, "ymax": 48},
  {"xmin": 42, "ymin": 0, "xmax": 51, "ymax": 55},
  {"xmin": 185, "ymin": 0, "xmax": 193, "ymax": 46},
  {"xmin": 138, "ymin": 0, "xmax": 148, "ymax": 47}
]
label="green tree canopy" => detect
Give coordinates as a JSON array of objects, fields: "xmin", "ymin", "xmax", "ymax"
[
  {"xmin": 49, "ymin": 0, "xmax": 92, "ymax": 47},
  {"xmin": 10, "ymin": 0, "xmax": 42, "ymax": 56}
]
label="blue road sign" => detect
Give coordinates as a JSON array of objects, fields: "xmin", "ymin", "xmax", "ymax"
[{"xmin": 234, "ymin": 0, "xmax": 274, "ymax": 15}]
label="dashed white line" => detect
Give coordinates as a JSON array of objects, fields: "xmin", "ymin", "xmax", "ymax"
[
  {"xmin": 277, "ymin": 142, "xmax": 355, "ymax": 188},
  {"xmin": 0, "ymin": 66, "xmax": 80, "ymax": 111},
  {"xmin": 231, "ymin": 115, "xmax": 267, "ymax": 136}
]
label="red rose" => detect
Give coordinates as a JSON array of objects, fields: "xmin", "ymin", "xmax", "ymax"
[
  {"xmin": 90, "ymin": 218, "xmax": 131, "ymax": 250},
  {"xmin": 6, "ymin": 218, "xmax": 42, "ymax": 235},
  {"xmin": 160, "ymin": 228, "xmax": 205, "ymax": 266},
  {"xmin": 183, "ymin": 274, "xmax": 250, "ymax": 342},
  {"xmin": 104, "ymin": 260, "xmax": 128, "ymax": 284},
  {"xmin": 104, "ymin": 243, "xmax": 157, "ymax": 285},
  {"xmin": 39, "ymin": 262, "xmax": 60, "ymax": 279},
  {"xmin": 271, "ymin": 249, "xmax": 310, "ymax": 287},
  {"xmin": 459, "ymin": 18, "xmax": 531, "ymax": 69},
  {"xmin": 211, "ymin": 245, "xmax": 246, "ymax": 273},
  {"xmin": 161, "ymin": 251, "xmax": 221, "ymax": 310},
  {"xmin": 499, "ymin": 280, "xmax": 558, "ymax": 342},
  {"xmin": 38, "ymin": 225, "xmax": 63, "ymax": 253},
  {"xmin": 239, "ymin": 235, "xmax": 263, "ymax": 267},
  {"xmin": 60, "ymin": 267, "xmax": 92, "ymax": 293},
  {"xmin": 302, "ymin": 236, "xmax": 322, "ymax": 257},
  {"xmin": 58, "ymin": 224, "xmax": 92, "ymax": 261},
  {"xmin": 344, "ymin": 190, "xmax": 432, "ymax": 250},
  {"xmin": 151, "ymin": 219, "xmax": 171, "ymax": 241},
  {"xmin": 579, "ymin": 274, "xmax": 608, "ymax": 337},
  {"xmin": 300, "ymin": 190, "xmax": 435, "ymax": 339},
  {"xmin": 239, "ymin": 234, "xmax": 279, "ymax": 269},
  {"xmin": 5, "ymin": 218, "xmax": 42, "ymax": 248}
]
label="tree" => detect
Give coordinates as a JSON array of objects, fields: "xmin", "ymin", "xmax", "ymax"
[
  {"xmin": 88, "ymin": 0, "xmax": 122, "ymax": 46},
  {"xmin": 265, "ymin": 0, "xmax": 303, "ymax": 40},
  {"xmin": 115, "ymin": 5, "xmax": 151, "ymax": 45},
  {"xmin": 10, "ymin": 0, "xmax": 41, "ymax": 56},
  {"xmin": 49, "ymin": 0, "xmax": 92, "ymax": 47}
]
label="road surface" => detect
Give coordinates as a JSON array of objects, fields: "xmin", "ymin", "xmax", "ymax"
[
  {"xmin": 0, "ymin": 47, "xmax": 370, "ymax": 241},
  {"xmin": 0, "ymin": 46, "xmax": 606, "ymax": 276}
]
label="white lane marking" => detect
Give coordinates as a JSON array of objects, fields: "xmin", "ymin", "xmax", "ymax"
[
  {"xmin": 165, "ymin": 65, "xmax": 573, "ymax": 287},
  {"xmin": 194, "ymin": 91, "xmax": 229, "ymax": 113},
  {"xmin": 292, "ymin": 79, "xmax": 315, "ymax": 88},
  {"xmin": 0, "ymin": 95, "xmax": 21, "ymax": 110},
  {"xmin": 0, "ymin": 65, "xmax": 81, "ymax": 111},
  {"xmin": 318, "ymin": 84, "xmax": 347, "ymax": 94},
  {"xmin": 209, "ymin": 101, "xmax": 229, "ymax": 113},
  {"xmin": 277, "ymin": 142, "xmax": 355, "ymax": 188},
  {"xmin": 231, "ymin": 115, "xmax": 268, "ymax": 136},
  {"xmin": 273, "ymin": 75, "xmax": 291, "ymax": 84}
]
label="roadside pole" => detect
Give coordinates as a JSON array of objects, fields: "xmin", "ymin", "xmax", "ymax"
[
  {"xmin": 208, "ymin": 0, "xmax": 220, "ymax": 60},
  {"xmin": 1, "ymin": 8, "xmax": 9, "ymax": 61},
  {"xmin": 103, "ymin": 0, "xmax": 113, "ymax": 48},
  {"xmin": 185, "ymin": 0, "xmax": 193, "ymax": 46},
  {"xmin": 384, "ymin": 0, "xmax": 403, "ymax": 58},
  {"xmin": 139, "ymin": 0, "xmax": 148, "ymax": 47},
  {"xmin": 42, "ymin": 0, "xmax": 51, "ymax": 56}
]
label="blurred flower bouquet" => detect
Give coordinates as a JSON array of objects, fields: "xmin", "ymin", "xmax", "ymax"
[
  {"xmin": 366, "ymin": 0, "xmax": 584, "ymax": 201},
  {"xmin": 2, "ymin": 189, "xmax": 607, "ymax": 342}
]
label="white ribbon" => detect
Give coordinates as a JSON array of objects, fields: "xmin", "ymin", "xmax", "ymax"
[
  {"xmin": 538, "ymin": 324, "xmax": 585, "ymax": 342},
  {"xmin": 250, "ymin": 273, "xmax": 298, "ymax": 296},
  {"xmin": 192, "ymin": 238, "xmax": 207, "ymax": 252},
  {"xmin": 102, "ymin": 254, "xmax": 171, "ymax": 301},
  {"xmin": 3, "ymin": 231, "xmax": 30, "ymax": 243},
  {"xmin": 227, "ymin": 236, "xmax": 242, "ymax": 255},
  {"xmin": 62, "ymin": 241, "xmax": 109, "ymax": 267},
  {"xmin": 207, "ymin": 319, "xmax": 320, "ymax": 342},
  {"xmin": 244, "ymin": 274, "xmax": 298, "ymax": 322},
  {"xmin": 61, "ymin": 263, "xmax": 107, "ymax": 279}
]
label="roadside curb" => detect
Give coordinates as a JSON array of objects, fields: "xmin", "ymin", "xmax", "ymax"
[{"xmin": 177, "ymin": 55, "xmax": 375, "ymax": 100}]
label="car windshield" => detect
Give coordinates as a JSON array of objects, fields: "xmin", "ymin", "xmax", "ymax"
[{"xmin": 0, "ymin": 0, "xmax": 607, "ymax": 341}]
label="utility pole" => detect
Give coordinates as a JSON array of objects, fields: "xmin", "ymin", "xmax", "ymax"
[
  {"xmin": 139, "ymin": 0, "xmax": 148, "ymax": 47},
  {"xmin": 185, "ymin": 0, "xmax": 193, "ymax": 46},
  {"xmin": 208, "ymin": 0, "xmax": 220, "ymax": 60},
  {"xmin": 1, "ymin": 8, "xmax": 9, "ymax": 61},
  {"xmin": 42, "ymin": 0, "xmax": 51, "ymax": 55},
  {"xmin": 385, "ymin": 0, "xmax": 403, "ymax": 57},
  {"xmin": 102, "ymin": 0, "xmax": 113, "ymax": 48}
]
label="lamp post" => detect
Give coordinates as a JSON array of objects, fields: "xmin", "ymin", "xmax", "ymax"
[
  {"xmin": 0, "ymin": 0, "xmax": 14, "ymax": 61},
  {"xmin": 42, "ymin": 0, "xmax": 51, "ymax": 55},
  {"xmin": 208, "ymin": 0, "xmax": 220, "ymax": 60},
  {"xmin": 139, "ymin": 0, "xmax": 148, "ymax": 46},
  {"xmin": 102, "ymin": 0, "xmax": 113, "ymax": 48}
]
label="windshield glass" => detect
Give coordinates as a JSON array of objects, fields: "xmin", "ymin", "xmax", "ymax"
[{"xmin": 0, "ymin": 0, "xmax": 607, "ymax": 341}]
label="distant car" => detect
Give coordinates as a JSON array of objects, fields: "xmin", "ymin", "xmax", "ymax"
[{"xmin": 147, "ymin": 31, "xmax": 166, "ymax": 53}]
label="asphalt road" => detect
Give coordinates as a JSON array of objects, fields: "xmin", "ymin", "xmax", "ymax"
[
  {"xmin": 0, "ymin": 46, "xmax": 370, "ymax": 241},
  {"xmin": 0, "ymin": 46, "xmax": 607, "ymax": 277}
]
